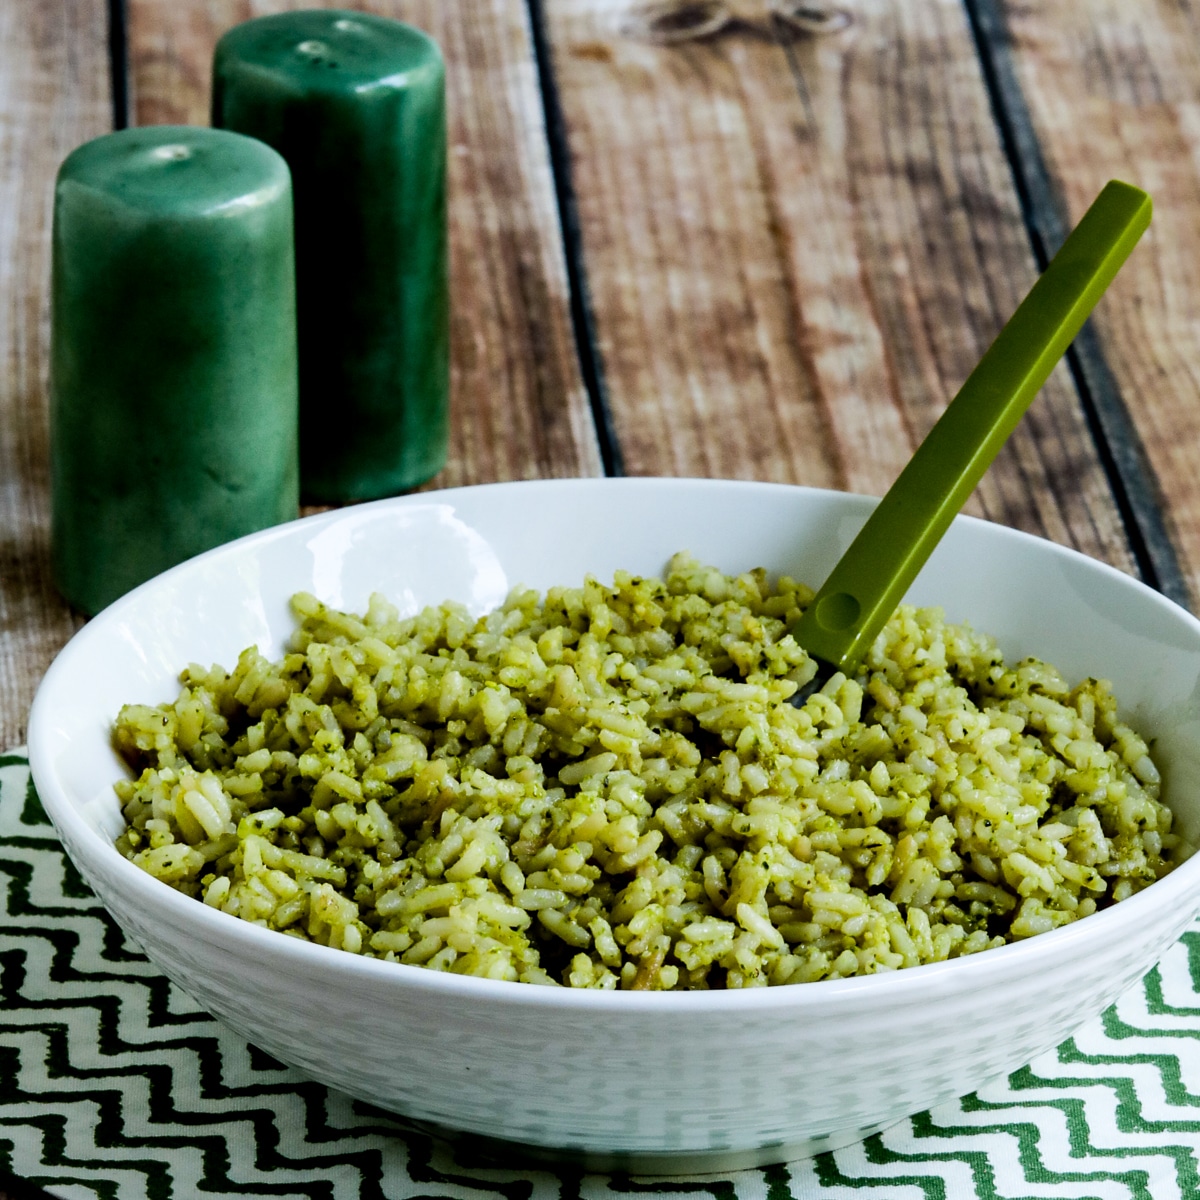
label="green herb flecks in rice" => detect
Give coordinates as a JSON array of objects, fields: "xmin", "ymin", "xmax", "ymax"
[{"xmin": 112, "ymin": 553, "xmax": 1178, "ymax": 989}]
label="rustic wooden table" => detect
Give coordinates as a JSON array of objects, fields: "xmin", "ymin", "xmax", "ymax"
[{"xmin": 3, "ymin": 0, "xmax": 1200, "ymax": 1194}]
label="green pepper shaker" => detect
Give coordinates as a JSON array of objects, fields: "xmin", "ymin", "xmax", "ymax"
[
  {"xmin": 51, "ymin": 126, "xmax": 300, "ymax": 617},
  {"xmin": 213, "ymin": 10, "xmax": 450, "ymax": 502}
]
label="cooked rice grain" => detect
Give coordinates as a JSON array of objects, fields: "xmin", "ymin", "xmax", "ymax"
[{"xmin": 112, "ymin": 553, "xmax": 1178, "ymax": 988}]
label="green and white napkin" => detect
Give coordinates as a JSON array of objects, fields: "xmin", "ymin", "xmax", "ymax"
[{"xmin": 2, "ymin": 752, "xmax": 1198, "ymax": 1200}]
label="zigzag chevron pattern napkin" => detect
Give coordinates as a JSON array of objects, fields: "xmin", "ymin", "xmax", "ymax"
[{"xmin": 3, "ymin": 750, "xmax": 1200, "ymax": 1199}]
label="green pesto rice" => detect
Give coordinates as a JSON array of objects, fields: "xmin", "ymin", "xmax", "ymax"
[{"xmin": 112, "ymin": 553, "xmax": 1178, "ymax": 990}]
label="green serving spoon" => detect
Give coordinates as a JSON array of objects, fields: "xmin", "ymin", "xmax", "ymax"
[{"xmin": 790, "ymin": 179, "xmax": 1152, "ymax": 699}]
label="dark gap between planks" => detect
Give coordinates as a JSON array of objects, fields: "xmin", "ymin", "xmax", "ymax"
[
  {"xmin": 107, "ymin": 0, "xmax": 130, "ymax": 130},
  {"xmin": 963, "ymin": 0, "xmax": 1189, "ymax": 608},
  {"xmin": 525, "ymin": 0, "xmax": 626, "ymax": 476}
]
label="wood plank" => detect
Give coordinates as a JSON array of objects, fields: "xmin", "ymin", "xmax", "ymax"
[
  {"xmin": 126, "ymin": 0, "xmax": 602, "ymax": 491},
  {"xmin": 986, "ymin": 0, "xmax": 1200, "ymax": 608},
  {"xmin": 539, "ymin": 0, "xmax": 1138, "ymax": 572},
  {"xmin": 0, "ymin": 0, "xmax": 110, "ymax": 751}
]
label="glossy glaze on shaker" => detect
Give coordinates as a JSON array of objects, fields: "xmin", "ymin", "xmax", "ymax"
[
  {"xmin": 50, "ymin": 125, "xmax": 299, "ymax": 616},
  {"xmin": 213, "ymin": 10, "xmax": 450, "ymax": 502}
]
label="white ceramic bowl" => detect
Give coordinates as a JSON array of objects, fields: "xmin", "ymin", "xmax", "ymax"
[{"xmin": 27, "ymin": 478, "xmax": 1200, "ymax": 1172}]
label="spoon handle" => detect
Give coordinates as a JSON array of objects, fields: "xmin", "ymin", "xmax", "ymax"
[{"xmin": 791, "ymin": 179, "xmax": 1152, "ymax": 677}]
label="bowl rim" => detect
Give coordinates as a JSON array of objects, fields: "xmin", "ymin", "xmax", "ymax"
[{"xmin": 28, "ymin": 476, "xmax": 1200, "ymax": 1014}]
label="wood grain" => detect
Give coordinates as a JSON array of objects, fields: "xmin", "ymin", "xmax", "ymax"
[
  {"xmin": 540, "ymin": 0, "xmax": 1138, "ymax": 572},
  {"xmin": 0, "ymin": 0, "xmax": 109, "ymax": 752},
  {"xmin": 993, "ymin": 0, "xmax": 1200, "ymax": 607},
  {"xmin": 127, "ymin": 0, "xmax": 602, "ymax": 490}
]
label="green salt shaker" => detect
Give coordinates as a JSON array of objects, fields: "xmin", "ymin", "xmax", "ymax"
[
  {"xmin": 213, "ymin": 10, "xmax": 450, "ymax": 502},
  {"xmin": 51, "ymin": 126, "xmax": 299, "ymax": 617}
]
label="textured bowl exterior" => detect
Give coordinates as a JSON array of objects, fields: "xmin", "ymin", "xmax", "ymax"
[{"xmin": 28, "ymin": 479, "xmax": 1200, "ymax": 1169}]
